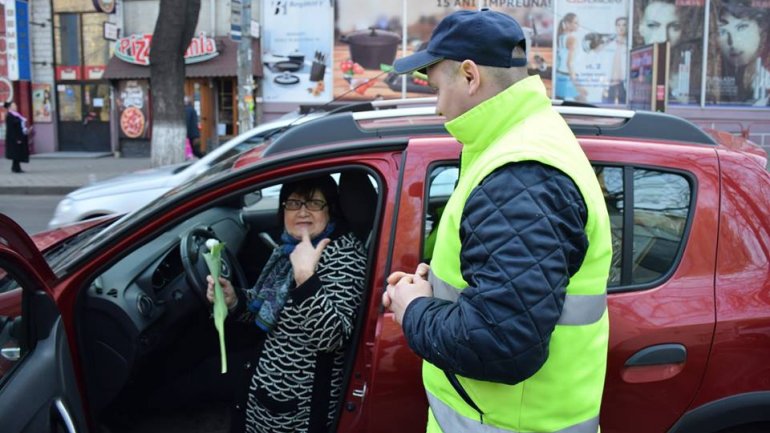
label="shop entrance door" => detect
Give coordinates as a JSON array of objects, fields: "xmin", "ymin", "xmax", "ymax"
[
  {"xmin": 56, "ymin": 82, "xmax": 111, "ymax": 152},
  {"xmin": 185, "ymin": 79, "xmax": 214, "ymax": 153}
]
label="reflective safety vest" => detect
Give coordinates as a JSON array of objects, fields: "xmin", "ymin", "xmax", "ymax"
[{"xmin": 426, "ymin": 76, "xmax": 612, "ymax": 433}]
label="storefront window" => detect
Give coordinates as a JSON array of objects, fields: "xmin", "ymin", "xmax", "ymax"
[
  {"xmin": 86, "ymin": 84, "xmax": 111, "ymax": 122},
  {"xmin": 53, "ymin": 0, "xmax": 96, "ymax": 13},
  {"xmin": 83, "ymin": 13, "xmax": 110, "ymax": 67},
  {"xmin": 218, "ymin": 79, "xmax": 235, "ymax": 137},
  {"xmin": 58, "ymin": 84, "xmax": 83, "ymax": 122},
  {"xmin": 55, "ymin": 14, "xmax": 81, "ymax": 67}
]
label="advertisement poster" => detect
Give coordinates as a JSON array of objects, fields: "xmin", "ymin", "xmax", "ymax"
[
  {"xmin": 631, "ymin": 0, "xmax": 704, "ymax": 105},
  {"xmin": 32, "ymin": 83, "xmax": 53, "ymax": 123},
  {"xmin": 117, "ymin": 80, "xmax": 150, "ymax": 139},
  {"xmin": 260, "ymin": 0, "xmax": 335, "ymax": 104},
  {"xmin": 334, "ymin": 1, "xmax": 555, "ymax": 101},
  {"xmin": 554, "ymin": 0, "xmax": 629, "ymax": 104},
  {"xmin": 705, "ymin": 0, "xmax": 770, "ymax": 106}
]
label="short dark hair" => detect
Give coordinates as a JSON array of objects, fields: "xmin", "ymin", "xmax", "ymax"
[
  {"xmin": 278, "ymin": 174, "xmax": 341, "ymax": 222},
  {"xmin": 3, "ymin": 101, "xmax": 11, "ymax": 109}
]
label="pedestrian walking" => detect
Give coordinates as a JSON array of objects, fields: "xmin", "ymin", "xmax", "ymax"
[
  {"xmin": 185, "ymin": 96, "xmax": 203, "ymax": 158},
  {"xmin": 4, "ymin": 101, "xmax": 31, "ymax": 174},
  {"xmin": 383, "ymin": 8, "xmax": 613, "ymax": 433}
]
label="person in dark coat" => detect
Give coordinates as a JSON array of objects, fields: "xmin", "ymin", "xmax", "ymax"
[
  {"xmin": 4, "ymin": 101, "xmax": 30, "ymax": 173},
  {"xmin": 184, "ymin": 96, "xmax": 203, "ymax": 158}
]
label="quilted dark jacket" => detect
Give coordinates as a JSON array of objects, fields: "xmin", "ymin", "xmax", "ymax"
[{"xmin": 403, "ymin": 161, "xmax": 589, "ymax": 385}]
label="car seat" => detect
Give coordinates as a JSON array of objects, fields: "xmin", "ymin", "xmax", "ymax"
[{"xmin": 338, "ymin": 170, "xmax": 377, "ymax": 249}]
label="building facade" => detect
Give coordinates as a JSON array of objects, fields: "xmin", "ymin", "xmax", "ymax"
[{"xmin": 1, "ymin": 0, "xmax": 768, "ymax": 157}]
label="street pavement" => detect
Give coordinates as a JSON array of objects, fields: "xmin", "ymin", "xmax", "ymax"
[{"xmin": 0, "ymin": 152, "xmax": 152, "ymax": 195}]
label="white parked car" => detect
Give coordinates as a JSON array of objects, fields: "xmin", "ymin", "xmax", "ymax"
[
  {"xmin": 47, "ymin": 118, "xmax": 309, "ymax": 228},
  {"xmin": 48, "ymin": 98, "xmax": 437, "ymax": 228}
]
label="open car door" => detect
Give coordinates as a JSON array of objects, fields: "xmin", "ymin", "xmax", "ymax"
[{"xmin": 0, "ymin": 214, "xmax": 88, "ymax": 433}]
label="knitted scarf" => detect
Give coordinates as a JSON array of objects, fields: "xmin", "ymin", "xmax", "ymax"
[{"xmin": 248, "ymin": 222, "xmax": 336, "ymax": 332}]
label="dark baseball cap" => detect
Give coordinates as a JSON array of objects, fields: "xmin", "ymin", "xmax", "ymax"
[{"xmin": 393, "ymin": 8, "xmax": 527, "ymax": 75}]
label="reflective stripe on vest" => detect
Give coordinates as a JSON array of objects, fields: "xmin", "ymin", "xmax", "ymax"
[
  {"xmin": 429, "ymin": 268, "xmax": 606, "ymax": 326},
  {"xmin": 427, "ymin": 390, "xmax": 600, "ymax": 433}
]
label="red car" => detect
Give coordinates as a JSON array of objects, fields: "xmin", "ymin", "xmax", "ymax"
[{"xmin": 1, "ymin": 105, "xmax": 769, "ymax": 433}]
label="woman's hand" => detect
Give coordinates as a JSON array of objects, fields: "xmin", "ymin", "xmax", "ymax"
[
  {"xmin": 290, "ymin": 227, "xmax": 331, "ymax": 286},
  {"xmin": 206, "ymin": 275, "xmax": 237, "ymax": 309}
]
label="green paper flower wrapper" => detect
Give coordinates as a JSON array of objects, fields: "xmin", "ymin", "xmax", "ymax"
[{"xmin": 203, "ymin": 239, "xmax": 228, "ymax": 374}]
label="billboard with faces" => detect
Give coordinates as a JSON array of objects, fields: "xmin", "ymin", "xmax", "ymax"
[
  {"xmin": 554, "ymin": 0, "xmax": 630, "ymax": 105},
  {"xmin": 705, "ymin": 0, "xmax": 770, "ymax": 106},
  {"xmin": 632, "ymin": 0, "xmax": 705, "ymax": 105}
]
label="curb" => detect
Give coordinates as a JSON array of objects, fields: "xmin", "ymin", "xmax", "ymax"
[{"xmin": 0, "ymin": 186, "xmax": 78, "ymax": 195}]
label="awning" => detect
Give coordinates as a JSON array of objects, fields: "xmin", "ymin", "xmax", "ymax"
[{"xmin": 103, "ymin": 37, "xmax": 263, "ymax": 80}]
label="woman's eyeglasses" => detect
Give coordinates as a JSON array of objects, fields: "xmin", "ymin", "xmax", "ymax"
[{"xmin": 282, "ymin": 199, "xmax": 327, "ymax": 211}]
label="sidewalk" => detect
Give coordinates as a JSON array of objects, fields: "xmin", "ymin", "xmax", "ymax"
[{"xmin": 0, "ymin": 152, "xmax": 152, "ymax": 195}]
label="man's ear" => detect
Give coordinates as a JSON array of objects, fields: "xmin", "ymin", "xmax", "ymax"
[{"xmin": 460, "ymin": 60, "xmax": 481, "ymax": 95}]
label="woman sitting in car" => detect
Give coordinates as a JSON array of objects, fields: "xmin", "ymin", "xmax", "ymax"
[{"xmin": 207, "ymin": 174, "xmax": 367, "ymax": 433}]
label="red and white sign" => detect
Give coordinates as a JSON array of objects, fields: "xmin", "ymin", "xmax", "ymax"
[
  {"xmin": 56, "ymin": 66, "xmax": 81, "ymax": 81},
  {"xmin": 115, "ymin": 32, "xmax": 218, "ymax": 66},
  {"xmin": 85, "ymin": 66, "xmax": 106, "ymax": 80}
]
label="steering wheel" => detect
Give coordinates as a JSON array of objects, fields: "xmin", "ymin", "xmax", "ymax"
[{"xmin": 180, "ymin": 227, "xmax": 248, "ymax": 304}]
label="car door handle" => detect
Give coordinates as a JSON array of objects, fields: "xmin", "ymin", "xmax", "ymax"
[
  {"xmin": 1, "ymin": 346, "xmax": 20, "ymax": 361},
  {"xmin": 625, "ymin": 343, "xmax": 687, "ymax": 367},
  {"xmin": 55, "ymin": 399, "xmax": 77, "ymax": 433}
]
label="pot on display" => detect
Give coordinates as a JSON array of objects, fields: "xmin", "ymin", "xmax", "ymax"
[{"xmin": 341, "ymin": 27, "xmax": 400, "ymax": 70}]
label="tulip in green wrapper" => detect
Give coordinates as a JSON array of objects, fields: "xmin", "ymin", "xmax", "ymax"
[{"xmin": 203, "ymin": 239, "xmax": 228, "ymax": 373}]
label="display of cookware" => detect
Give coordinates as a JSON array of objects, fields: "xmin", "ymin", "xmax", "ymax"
[
  {"xmin": 310, "ymin": 51, "xmax": 327, "ymax": 82},
  {"xmin": 274, "ymin": 73, "xmax": 300, "ymax": 85},
  {"xmin": 270, "ymin": 61, "xmax": 302, "ymax": 73},
  {"xmin": 274, "ymin": 50, "xmax": 305, "ymax": 65},
  {"xmin": 340, "ymin": 27, "xmax": 400, "ymax": 70}
]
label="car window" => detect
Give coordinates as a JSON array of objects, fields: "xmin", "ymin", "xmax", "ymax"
[
  {"xmin": 423, "ymin": 165, "xmax": 458, "ymax": 262},
  {"xmin": 597, "ymin": 166, "xmax": 692, "ymax": 289},
  {"xmin": 0, "ymin": 268, "xmax": 24, "ymax": 384},
  {"xmin": 423, "ymin": 163, "xmax": 691, "ymax": 289}
]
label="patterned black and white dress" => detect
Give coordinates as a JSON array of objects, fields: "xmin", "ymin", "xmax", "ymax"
[{"xmin": 232, "ymin": 231, "xmax": 366, "ymax": 433}]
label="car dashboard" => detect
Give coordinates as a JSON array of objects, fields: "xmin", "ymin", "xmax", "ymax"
[{"xmin": 79, "ymin": 206, "xmax": 249, "ymax": 412}]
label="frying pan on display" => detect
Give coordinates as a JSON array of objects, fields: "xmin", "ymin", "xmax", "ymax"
[
  {"xmin": 274, "ymin": 73, "xmax": 300, "ymax": 85},
  {"xmin": 273, "ymin": 61, "xmax": 302, "ymax": 73}
]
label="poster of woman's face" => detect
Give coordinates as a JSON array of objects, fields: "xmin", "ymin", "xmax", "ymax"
[
  {"xmin": 638, "ymin": 1, "xmax": 683, "ymax": 45},
  {"xmin": 706, "ymin": 0, "xmax": 769, "ymax": 105},
  {"xmin": 632, "ymin": 0, "xmax": 705, "ymax": 105}
]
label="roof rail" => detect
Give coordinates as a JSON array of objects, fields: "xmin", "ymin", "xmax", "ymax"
[
  {"xmin": 263, "ymin": 111, "xmax": 446, "ymax": 157},
  {"xmin": 563, "ymin": 108, "xmax": 716, "ymax": 145},
  {"xmin": 264, "ymin": 104, "xmax": 716, "ymax": 157},
  {"xmin": 299, "ymin": 96, "xmax": 438, "ymax": 115}
]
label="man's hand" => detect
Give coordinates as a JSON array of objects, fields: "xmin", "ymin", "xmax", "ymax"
[
  {"xmin": 383, "ymin": 263, "xmax": 433, "ymax": 325},
  {"xmin": 290, "ymin": 227, "xmax": 330, "ymax": 286}
]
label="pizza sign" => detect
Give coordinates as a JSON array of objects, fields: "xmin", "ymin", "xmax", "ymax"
[
  {"xmin": 118, "ymin": 80, "xmax": 149, "ymax": 139},
  {"xmin": 115, "ymin": 32, "xmax": 219, "ymax": 66},
  {"xmin": 120, "ymin": 107, "xmax": 145, "ymax": 139}
]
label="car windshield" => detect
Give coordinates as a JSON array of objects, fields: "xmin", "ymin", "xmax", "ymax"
[
  {"xmin": 45, "ymin": 219, "xmax": 117, "ymax": 271},
  {"xmin": 52, "ymin": 151, "xmax": 250, "ymax": 276}
]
